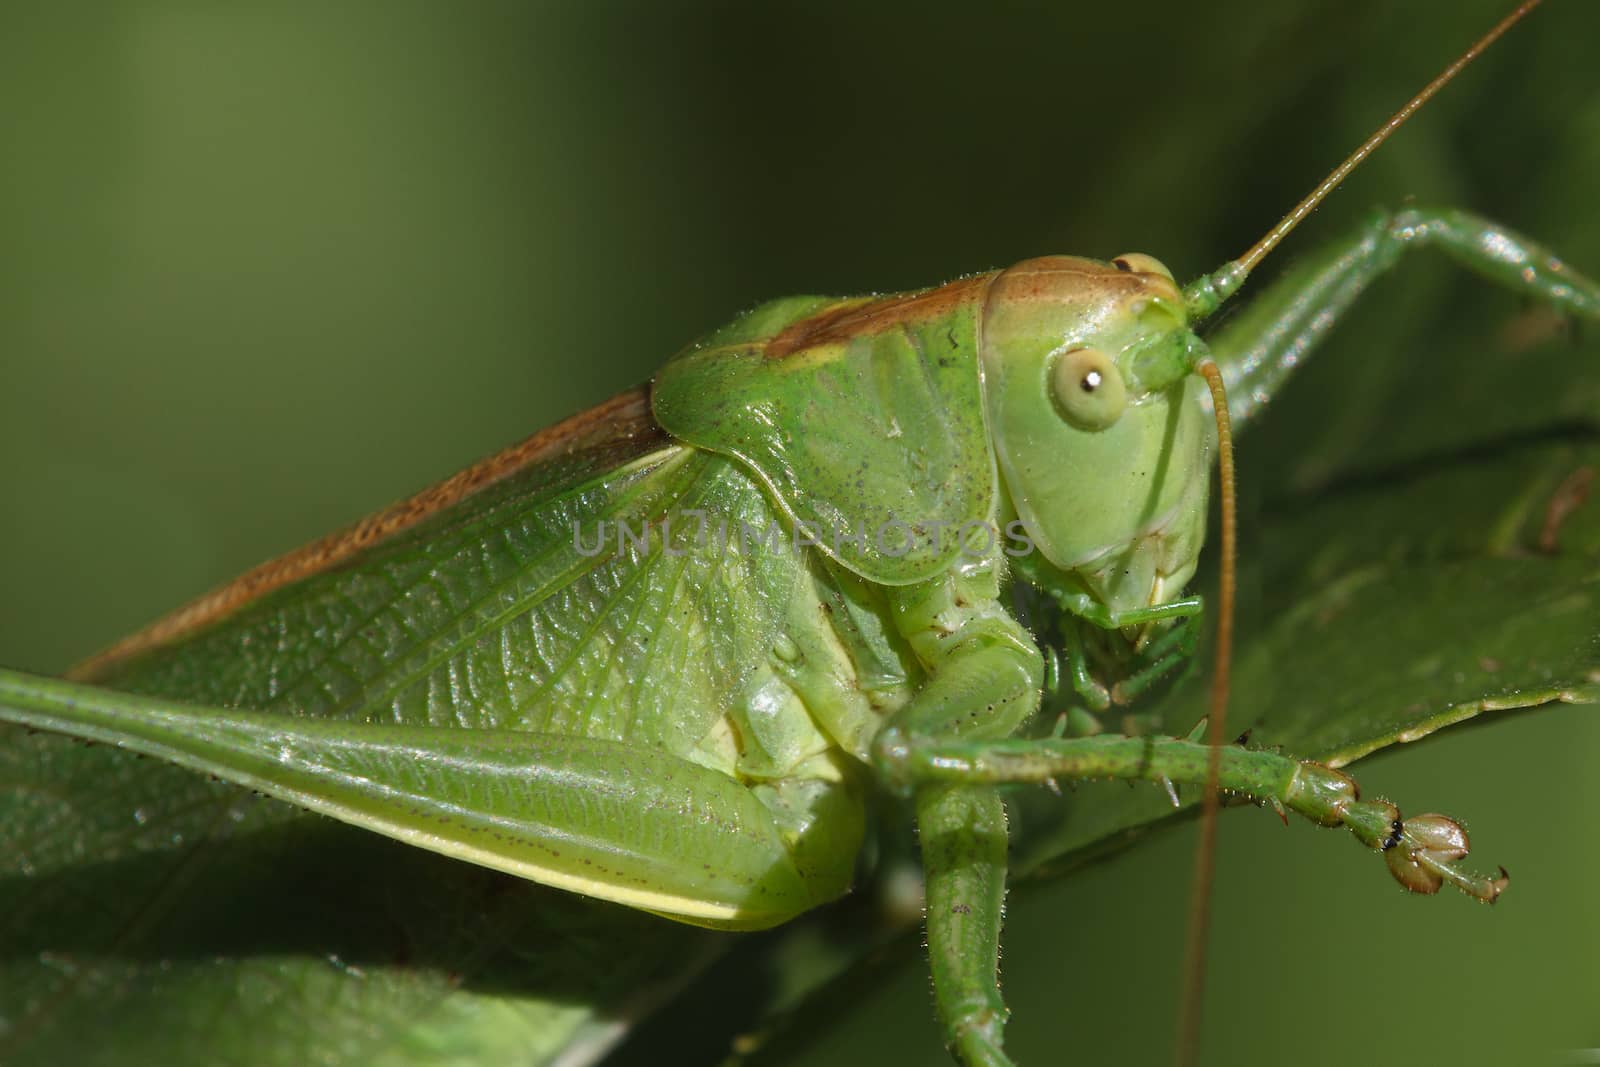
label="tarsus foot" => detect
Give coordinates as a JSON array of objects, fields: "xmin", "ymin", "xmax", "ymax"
[{"xmin": 874, "ymin": 729, "xmax": 1508, "ymax": 902}]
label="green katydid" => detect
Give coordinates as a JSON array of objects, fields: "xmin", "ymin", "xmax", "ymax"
[{"xmin": 3, "ymin": 2, "xmax": 1599, "ymax": 1065}]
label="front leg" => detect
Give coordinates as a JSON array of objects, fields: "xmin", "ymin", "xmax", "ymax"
[
  {"xmin": 1200, "ymin": 205, "xmax": 1600, "ymax": 431},
  {"xmin": 877, "ymin": 731, "xmax": 1509, "ymax": 904},
  {"xmin": 871, "ymin": 558, "xmax": 1045, "ymax": 1067},
  {"xmin": 917, "ymin": 784, "xmax": 1014, "ymax": 1067},
  {"xmin": 873, "ymin": 560, "xmax": 1508, "ymax": 1067}
]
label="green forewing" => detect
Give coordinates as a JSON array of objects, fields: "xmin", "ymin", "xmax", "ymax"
[
  {"xmin": 0, "ymin": 407, "xmax": 832, "ymax": 1063},
  {"xmin": 653, "ymin": 294, "xmax": 996, "ymax": 584},
  {"xmin": 93, "ymin": 441, "xmax": 797, "ymax": 763}
]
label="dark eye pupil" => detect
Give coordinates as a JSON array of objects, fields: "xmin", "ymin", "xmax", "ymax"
[
  {"xmin": 1081, "ymin": 369, "xmax": 1102, "ymax": 393},
  {"xmin": 1112, "ymin": 258, "xmax": 1132, "ymax": 272}
]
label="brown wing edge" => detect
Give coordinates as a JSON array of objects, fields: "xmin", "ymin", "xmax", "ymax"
[{"xmin": 69, "ymin": 385, "xmax": 665, "ymax": 683}]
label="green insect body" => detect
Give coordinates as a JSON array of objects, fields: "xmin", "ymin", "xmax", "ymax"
[
  {"xmin": 6, "ymin": 2, "xmax": 1600, "ymax": 1061},
  {"xmin": 6, "ymin": 199, "xmax": 1598, "ymax": 1066},
  {"xmin": 8, "ymin": 254, "xmax": 1215, "ymax": 934}
]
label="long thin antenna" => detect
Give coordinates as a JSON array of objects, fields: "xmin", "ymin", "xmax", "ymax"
[
  {"xmin": 1176, "ymin": 360, "xmax": 1235, "ymax": 1067},
  {"xmin": 1235, "ymin": 0, "xmax": 1544, "ymax": 275},
  {"xmin": 1173, "ymin": 4, "xmax": 1546, "ymax": 1064}
]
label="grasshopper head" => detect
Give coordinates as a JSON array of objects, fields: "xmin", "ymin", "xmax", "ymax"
[{"xmin": 982, "ymin": 254, "xmax": 1213, "ymax": 615}]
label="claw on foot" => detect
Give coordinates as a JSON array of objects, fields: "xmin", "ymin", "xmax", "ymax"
[
  {"xmin": 1286, "ymin": 764, "xmax": 1507, "ymax": 903},
  {"xmin": 1385, "ymin": 813, "xmax": 1509, "ymax": 902}
]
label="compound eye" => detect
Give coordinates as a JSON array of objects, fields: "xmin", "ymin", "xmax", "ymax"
[
  {"xmin": 1111, "ymin": 253, "xmax": 1175, "ymax": 281},
  {"xmin": 1050, "ymin": 347, "xmax": 1126, "ymax": 431}
]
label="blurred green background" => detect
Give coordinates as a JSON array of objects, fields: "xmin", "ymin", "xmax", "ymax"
[{"xmin": 2, "ymin": 1, "xmax": 1597, "ymax": 1065}]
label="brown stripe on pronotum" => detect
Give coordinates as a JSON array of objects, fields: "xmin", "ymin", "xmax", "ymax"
[
  {"xmin": 1173, "ymin": 3, "xmax": 1547, "ymax": 1065},
  {"xmin": 69, "ymin": 385, "xmax": 664, "ymax": 682},
  {"xmin": 764, "ymin": 273, "xmax": 994, "ymax": 359}
]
